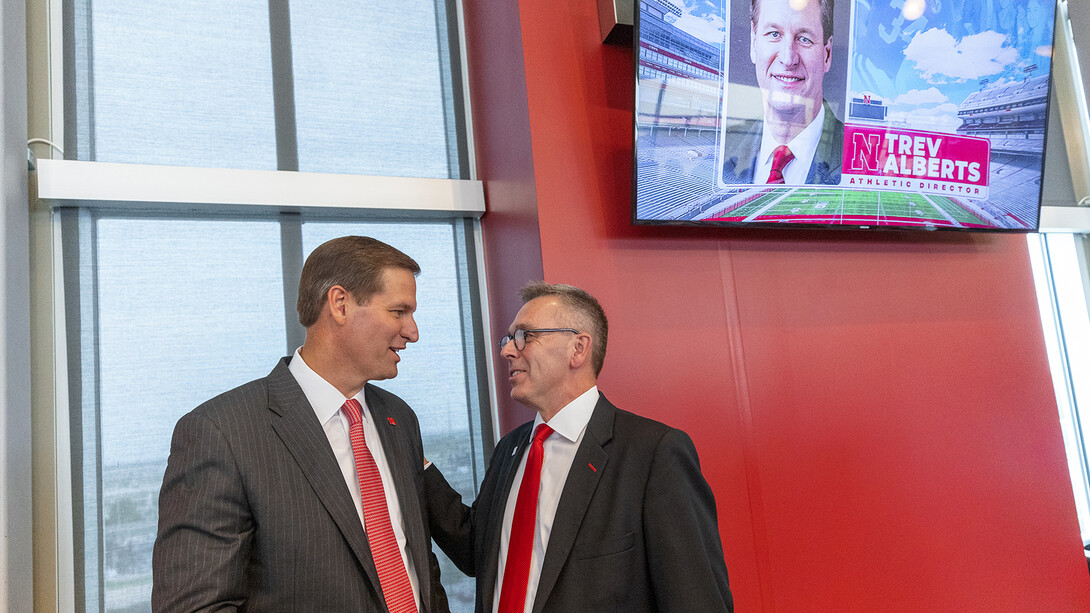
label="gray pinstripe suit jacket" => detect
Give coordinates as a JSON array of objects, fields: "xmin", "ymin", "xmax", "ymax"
[{"xmin": 152, "ymin": 357, "xmax": 449, "ymax": 612}]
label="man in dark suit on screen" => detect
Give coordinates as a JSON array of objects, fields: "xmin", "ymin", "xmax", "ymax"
[
  {"xmin": 153, "ymin": 236, "xmax": 448, "ymax": 612},
  {"xmin": 424, "ymin": 282, "xmax": 733, "ymax": 612},
  {"xmin": 721, "ymin": 0, "xmax": 843, "ymax": 186}
]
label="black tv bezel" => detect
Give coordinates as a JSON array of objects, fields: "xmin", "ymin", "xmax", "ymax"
[{"xmin": 631, "ymin": 0, "xmax": 1056, "ymax": 234}]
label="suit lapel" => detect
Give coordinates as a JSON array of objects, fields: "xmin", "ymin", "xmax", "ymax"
[
  {"xmin": 480, "ymin": 423, "xmax": 533, "ymax": 612},
  {"xmin": 532, "ymin": 398, "xmax": 615, "ymax": 613},
  {"xmin": 264, "ymin": 359, "xmax": 385, "ymax": 602},
  {"xmin": 723, "ymin": 118, "xmax": 761, "ymax": 184},
  {"xmin": 365, "ymin": 385, "xmax": 432, "ymax": 612},
  {"xmin": 807, "ymin": 101, "xmax": 843, "ymax": 184}
]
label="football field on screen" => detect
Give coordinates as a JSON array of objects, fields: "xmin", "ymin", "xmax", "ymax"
[{"xmin": 705, "ymin": 188, "xmax": 991, "ymax": 228}]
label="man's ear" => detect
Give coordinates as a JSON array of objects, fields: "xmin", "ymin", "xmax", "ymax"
[
  {"xmin": 326, "ymin": 285, "xmax": 350, "ymax": 324},
  {"xmin": 823, "ymin": 37, "xmax": 832, "ymax": 73},
  {"xmin": 751, "ymin": 26, "xmax": 758, "ymax": 65},
  {"xmin": 569, "ymin": 333, "xmax": 593, "ymax": 369}
]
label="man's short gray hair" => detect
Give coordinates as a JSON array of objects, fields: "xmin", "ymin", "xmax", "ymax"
[{"xmin": 520, "ymin": 281, "xmax": 609, "ymax": 376}]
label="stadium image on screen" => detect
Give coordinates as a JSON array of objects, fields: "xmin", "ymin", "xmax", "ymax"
[{"xmin": 634, "ymin": 0, "xmax": 1057, "ymax": 231}]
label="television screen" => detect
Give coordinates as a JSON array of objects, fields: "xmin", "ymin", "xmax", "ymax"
[{"xmin": 634, "ymin": 0, "xmax": 1057, "ymax": 231}]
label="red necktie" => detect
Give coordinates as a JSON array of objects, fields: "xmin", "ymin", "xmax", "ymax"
[
  {"xmin": 497, "ymin": 423, "xmax": 555, "ymax": 613},
  {"xmin": 342, "ymin": 399, "xmax": 418, "ymax": 613},
  {"xmin": 766, "ymin": 144, "xmax": 794, "ymax": 184}
]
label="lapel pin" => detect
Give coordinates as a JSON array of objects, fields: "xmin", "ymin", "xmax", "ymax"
[
  {"xmin": 588, "ymin": 462, "xmax": 597, "ymax": 472},
  {"xmin": 387, "ymin": 417, "xmax": 397, "ymax": 426},
  {"xmin": 512, "ymin": 446, "xmax": 519, "ymax": 456}
]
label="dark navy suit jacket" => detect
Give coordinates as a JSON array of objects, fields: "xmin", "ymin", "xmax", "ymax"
[{"xmin": 425, "ymin": 394, "xmax": 733, "ymax": 612}]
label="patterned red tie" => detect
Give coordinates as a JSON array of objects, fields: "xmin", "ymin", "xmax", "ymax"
[
  {"xmin": 766, "ymin": 144, "xmax": 794, "ymax": 184},
  {"xmin": 342, "ymin": 398, "xmax": 417, "ymax": 613},
  {"xmin": 497, "ymin": 423, "xmax": 555, "ymax": 613}
]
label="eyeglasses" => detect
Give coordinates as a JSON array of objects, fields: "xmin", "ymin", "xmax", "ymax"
[{"xmin": 498, "ymin": 328, "xmax": 579, "ymax": 351}]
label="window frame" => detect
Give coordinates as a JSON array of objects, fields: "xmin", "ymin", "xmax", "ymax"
[
  {"xmin": 1030, "ymin": 232, "xmax": 1090, "ymax": 552},
  {"xmin": 52, "ymin": 207, "xmax": 496, "ymax": 610},
  {"xmin": 1029, "ymin": 0, "xmax": 1090, "ymax": 563},
  {"xmin": 29, "ymin": 0, "xmax": 496, "ymax": 609},
  {"xmin": 36, "ymin": 160, "xmax": 485, "ymax": 216}
]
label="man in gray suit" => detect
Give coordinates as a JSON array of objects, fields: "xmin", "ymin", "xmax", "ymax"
[
  {"xmin": 153, "ymin": 236, "xmax": 448, "ymax": 612},
  {"xmin": 425, "ymin": 282, "xmax": 732, "ymax": 612}
]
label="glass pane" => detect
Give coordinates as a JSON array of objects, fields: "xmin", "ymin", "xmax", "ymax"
[
  {"xmin": 1049, "ymin": 235, "xmax": 1090, "ymax": 440},
  {"xmin": 70, "ymin": 215, "xmax": 484, "ymax": 612},
  {"xmin": 86, "ymin": 216, "xmax": 286, "ymax": 611},
  {"xmin": 1037, "ymin": 233, "xmax": 1090, "ymax": 542},
  {"xmin": 290, "ymin": 0, "xmax": 456, "ymax": 178},
  {"xmin": 68, "ymin": 0, "xmax": 464, "ymax": 177},
  {"xmin": 302, "ymin": 220, "xmax": 481, "ymax": 611},
  {"xmin": 70, "ymin": 0, "xmax": 277, "ymax": 168}
]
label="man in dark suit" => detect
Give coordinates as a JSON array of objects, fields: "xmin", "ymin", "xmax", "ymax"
[
  {"xmin": 721, "ymin": 0, "xmax": 843, "ymax": 186},
  {"xmin": 425, "ymin": 282, "xmax": 733, "ymax": 612},
  {"xmin": 153, "ymin": 236, "xmax": 448, "ymax": 612}
]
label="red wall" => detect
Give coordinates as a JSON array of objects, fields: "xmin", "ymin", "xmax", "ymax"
[
  {"xmin": 467, "ymin": 1, "xmax": 1090, "ymax": 609},
  {"xmin": 461, "ymin": 0, "xmax": 543, "ymax": 431}
]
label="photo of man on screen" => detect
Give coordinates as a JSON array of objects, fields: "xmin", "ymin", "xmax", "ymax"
[{"xmin": 721, "ymin": 0, "xmax": 844, "ymax": 186}]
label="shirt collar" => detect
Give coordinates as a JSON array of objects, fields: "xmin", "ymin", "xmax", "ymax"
[
  {"xmin": 534, "ymin": 386, "xmax": 599, "ymax": 443},
  {"xmin": 288, "ymin": 347, "xmax": 364, "ymax": 425},
  {"xmin": 758, "ymin": 102, "xmax": 826, "ymax": 169}
]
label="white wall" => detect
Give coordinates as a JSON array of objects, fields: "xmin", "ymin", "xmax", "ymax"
[{"xmin": 2, "ymin": 0, "xmax": 33, "ymax": 607}]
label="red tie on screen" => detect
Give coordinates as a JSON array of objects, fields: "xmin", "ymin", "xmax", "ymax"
[
  {"xmin": 342, "ymin": 399, "xmax": 418, "ymax": 613},
  {"xmin": 766, "ymin": 145, "xmax": 794, "ymax": 184},
  {"xmin": 497, "ymin": 423, "xmax": 555, "ymax": 613}
]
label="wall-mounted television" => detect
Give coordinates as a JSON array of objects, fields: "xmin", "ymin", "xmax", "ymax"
[{"xmin": 634, "ymin": 0, "xmax": 1058, "ymax": 231}]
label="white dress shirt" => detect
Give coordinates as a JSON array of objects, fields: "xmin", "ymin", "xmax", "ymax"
[
  {"xmin": 755, "ymin": 102, "xmax": 826, "ymax": 185},
  {"xmin": 288, "ymin": 348, "xmax": 422, "ymax": 610},
  {"xmin": 493, "ymin": 386, "xmax": 599, "ymax": 613}
]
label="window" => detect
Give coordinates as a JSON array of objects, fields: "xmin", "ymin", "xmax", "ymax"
[
  {"xmin": 63, "ymin": 212, "xmax": 489, "ymax": 611},
  {"xmin": 1030, "ymin": 233, "xmax": 1090, "ymax": 549},
  {"xmin": 52, "ymin": 0, "xmax": 486, "ymax": 611},
  {"xmin": 65, "ymin": 0, "xmax": 465, "ymax": 178}
]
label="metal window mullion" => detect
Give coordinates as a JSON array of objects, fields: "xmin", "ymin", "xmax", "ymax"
[
  {"xmin": 58, "ymin": 208, "xmax": 85, "ymax": 612},
  {"xmin": 63, "ymin": 0, "xmax": 94, "ymax": 161},
  {"xmin": 60, "ymin": 206, "xmax": 106, "ymax": 613},
  {"xmin": 87, "ymin": 209, "xmax": 106, "ymax": 613},
  {"xmin": 280, "ymin": 213, "xmax": 305, "ymax": 354},
  {"xmin": 433, "ymin": 0, "xmax": 469, "ymax": 180},
  {"xmin": 1043, "ymin": 236, "xmax": 1090, "ymax": 511},
  {"xmin": 453, "ymin": 218, "xmax": 492, "ymax": 494},
  {"xmin": 268, "ymin": 0, "xmax": 299, "ymax": 172}
]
